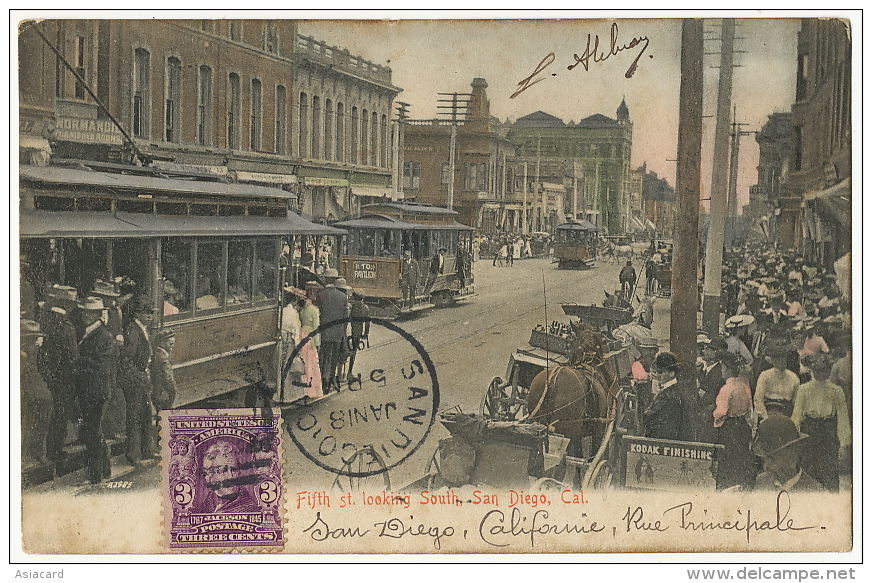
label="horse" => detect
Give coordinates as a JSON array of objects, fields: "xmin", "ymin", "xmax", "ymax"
[
  {"xmin": 526, "ymin": 322, "xmax": 619, "ymax": 456},
  {"xmin": 614, "ymin": 244, "xmax": 634, "ymax": 262}
]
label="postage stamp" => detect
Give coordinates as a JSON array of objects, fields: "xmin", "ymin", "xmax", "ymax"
[{"xmin": 161, "ymin": 409, "xmax": 285, "ymax": 551}]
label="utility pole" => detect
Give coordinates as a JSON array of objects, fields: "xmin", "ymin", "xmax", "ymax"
[
  {"xmin": 437, "ymin": 92, "xmax": 472, "ymax": 211},
  {"xmin": 671, "ymin": 19, "xmax": 705, "ymax": 391},
  {"xmin": 725, "ymin": 110, "xmax": 752, "ymax": 247},
  {"xmin": 572, "ymin": 160, "xmax": 579, "ymax": 219},
  {"xmin": 393, "ymin": 101, "xmax": 409, "ymax": 200},
  {"xmin": 701, "ymin": 18, "xmax": 736, "ymax": 335},
  {"xmin": 448, "ymin": 124, "xmax": 457, "ymax": 210},
  {"xmin": 522, "ymin": 162, "xmax": 529, "ymax": 235},
  {"xmin": 535, "ymin": 136, "xmax": 542, "ymax": 232}
]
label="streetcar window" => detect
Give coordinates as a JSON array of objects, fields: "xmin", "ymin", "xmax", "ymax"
[
  {"xmin": 359, "ymin": 230, "xmax": 377, "ymax": 257},
  {"xmin": 254, "ymin": 239, "xmax": 278, "ymax": 301},
  {"xmin": 227, "ymin": 240, "xmax": 253, "ymax": 306},
  {"xmin": 379, "ymin": 229, "xmax": 397, "ymax": 257},
  {"xmin": 161, "ymin": 240, "xmax": 193, "ymax": 317},
  {"xmin": 195, "ymin": 242, "xmax": 226, "ymax": 312}
]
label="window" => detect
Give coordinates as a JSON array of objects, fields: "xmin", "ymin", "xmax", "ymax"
[
  {"xmin": 229, "ymin": 21, "xmax": 242, "ymax": 41},
  {"xmin": 250, "ymin": 78, "xmax": 262, "ymax": 150},
  {"xmin": 793, "ymin": 126, "xmax": 803, "ymax": 170},
  {"xmin": 133, "ymin": 48, "xmax": 150, "ymax": 138},
  {"xmin": 228, "ymin": 241, "xmax": 253, "ymax": 306},
  {"xmin": 195, "ymin": 242, "xmax": 226, "ymax": 312},
  {"xmin": 254, "ymin": 240, "xmax": 278, "ymax": 301},
  {"xmin": 75, "ymin": 36, "xmax": 87, "ymax": 100},
  {"xmin": 381, "ymin": 114, "xmax": 389, "ymax": 168},
  {"xmin": 350, "ymin": 106, "xmax": 359, "ymax": 164},
  {"xmin": 161, "ymin": 240, "xmax": 193, "ymax": 317},
  {"xmin": 324, "ymin": 99, "xmax": 333, "ymax": 161},
  {"xmin": 165, "ymin": 57, "xmax": 181, "ymax": 142},
  {"xmin": 312, "ymin": 96, "xmax": 321, "ymax": 159},
  {"xmin": 370, "ymin": 111, "xmax": 379, "ymax": 166},
  {"xmin": 299, "ymin": 92, "xmax": 308, "ymax": 158},
  {"xmin": 477, "ymin": 163, "xmax": 488, "ymax": 191},
  {"xmin": 228, "ymin": 73, "xmax": 241, "ymax": 149},
  {"xmin": 275, "ymin": 85, "xmax": 287, "ymax": 154},
  {"xmin": 464, "ymin": 162, "xmax": 478, "ymax": 191},
  {"xmin": 796, "ymin": 53, "xmax": 809, "ymax": 101},
  {"xmin": 440, "ymin": 162, "xmax": 450, "ymax": 190},
  {"xmin": 336, "ymin": 102, "xmax": 345, "ymax": 162},
  {"xmin": 264, "ymin": 23, "xmax": 279, "ymax": 53},
  {"xmin": 361, "ymin": 109, "xmax": 369, "ymax": 165},
  {"xmin": 403, "ymin": 161, "xmax": 421, "ymax": 190},
  {"xmin": 197, "ymin": 65, "xmax": 212, "ymax": 146}
]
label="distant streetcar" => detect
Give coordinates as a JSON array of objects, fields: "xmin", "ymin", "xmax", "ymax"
[
  {"xmin": 334, "ymin": 201, "xmax": 475, "ymax": 318},
  {"xmin": 554, "ymin": 220, "xmax": 602, "ymax": 269}
]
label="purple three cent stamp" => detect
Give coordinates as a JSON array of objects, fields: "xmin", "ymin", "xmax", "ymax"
[{"xmin": 162, "ymin": 409, "xmax": 285, "ymax": 550}]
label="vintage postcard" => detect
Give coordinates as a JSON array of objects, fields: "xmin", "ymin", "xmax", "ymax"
[{"xmin": 13, "ymin": 11, "xmax": 859, "ymax": 562}]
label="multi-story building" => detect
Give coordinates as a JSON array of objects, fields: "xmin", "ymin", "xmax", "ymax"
[
  {"xmin": 401, "ymin": 78, "xmax": 515, "ymax": 230},
  {"xmin": 639, "ymin": 165, "xmax": 676, "ymax": 237},
  {"xmin": 784, "ymin": 18, "xmax": 851, "ymax": 265},
  {"xmin": 18, "ymin": 19, "xmax": 400, "ymax": 221},
  {"xmin": 749, "ymin": 112, "xmax": 793, "ymax": 246},
  {"xmin": 505, "ymin": 100, "xmax": 633, "ymax": 235}
]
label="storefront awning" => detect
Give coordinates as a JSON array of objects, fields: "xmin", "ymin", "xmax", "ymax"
[
  {"xmin": 20, "ymin": 164, "xmax": 297, "ymax": 201},
  {"xmin": 804, "ymin": 178, "xmax": 851, "ymax": 227},
  {"xmin": 19, "ymin": 210, "xmax": 345, "ymax": 238}
]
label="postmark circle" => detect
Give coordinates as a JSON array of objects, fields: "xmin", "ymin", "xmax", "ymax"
[{"xmin": 282, "ymin": 316, "xmax": 439, "ymax": 478}]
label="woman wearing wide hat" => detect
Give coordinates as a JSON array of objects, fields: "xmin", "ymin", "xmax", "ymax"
[{"xmin": 711, "ymin": 353, "xmax": 756, "ymax": 490}]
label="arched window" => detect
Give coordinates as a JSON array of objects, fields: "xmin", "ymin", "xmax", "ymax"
[
  {"xmin": 381, "ymin": 113, "xmax": 389, "ymax": 168},
  {"xmin": 165, "ymin": 57, "xmax": 181, "ymax": 142},
  {"xmin": 370, "ymin": 111, "xmax": 378, "ymax": 166},
  {"xmin": 250, "ymin": 78, "xmax": 262, "ymax": 150},
  {"xmin": 197, "ymin": 65, "xmax": 213, "ymax": 146},
  {"xmin": 350, "ymin": 106, "xmax": 359, "ymax": 164},
  {"xmin": 324, "ymin": 99, "xmax": 333, "ymax": 161},
  {"xmin": 311, "ymin": 95, "xmax": 321, "ymax": 159},
  {"xmin": 361, "ymin": 109, "xmax": 369, "ymax": 165},
  {"xmin": 299, "ymin": 92, "xmax": 309, "ymax": 158},
  {"xmin": 132, "ymin": 48, "xmax": 150, "ymax": 138},
  {"xmin": 336, "ymin": 102, "xmax": 345, "ymax": 163},
  {"xmin": 228, "ymin": 73, "xmax": 241, "ymax": 149},
  {"xmin": 275, "ymin": 85, "xmax": 287, "ymax": 154}
]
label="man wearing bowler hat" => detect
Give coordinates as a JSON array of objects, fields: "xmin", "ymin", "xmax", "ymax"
[
  {"xmin": 752, "ymin": 414, "xmax": 822, "ymax": 492},
  {"xmin": 74, "ymin": 295, "xmax": 115, "ymax": 483},
  {"xmin": 119, "ymin": 297, "xmax": 156, "ymax": 465},
  {"xmin": 91, "ymin": 279, "xmax": 128, "ymax": 439},
  {"xmin": 643, "ymin": 351, "xmax": 694, "ymax": 442}
]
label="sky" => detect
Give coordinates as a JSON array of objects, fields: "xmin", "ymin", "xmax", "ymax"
[{"xmin": 301, "ymin": 17, "xmax": 801, "ymax": 212}]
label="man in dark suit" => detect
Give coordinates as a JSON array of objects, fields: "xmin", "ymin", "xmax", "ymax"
[
  {"xmin": 119, "ymin": 298, "xmax": 155, "ymax": 465},
  {"xmin": 74, "ymin": 296, "xmax": 115, "ymax": 483},
  {"xmin": 643, "ymin": 352, "xmax": 695, "ymax": 442},
  {"xmin": 425, "ymin": 248, "xmax": 447, "ymax": 294},
  {"xmin": 399, "ymin": 250, "xmax": 421, "ymax": 308},
  {"xmin": 38, "ymin": 285, "xmax": 79, "ymax": 467},
  {"xmin": 319, "ymin": 279, "xmax": 350, "ymax": 392}
]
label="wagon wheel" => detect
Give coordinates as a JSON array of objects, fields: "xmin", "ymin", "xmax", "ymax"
[
  {"xmin": 331, "ymin": 446, "xmax": 391, "ymax": 493},
  {"xmin": 588, "ymin": 459, "xmax": 617, "ymax": 490},
  {"xmin": 480, "ymin": 377, "xmax": 528, "ymax": 421}
]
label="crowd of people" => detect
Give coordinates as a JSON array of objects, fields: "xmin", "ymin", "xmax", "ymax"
[
  {"xmin": 278, "ymin": 274, "xmax": 370, "ymax": 404},
  {"xmin": 477, "ymin": 234, "xmax": 552, "ymax": 266},
  {"xmin": 631, "ymin": 243, "xmax": 852, "ymax": 493},
  {"xmin": 20, "ymin": 279, "xmax": 177, "ymax": 484}
]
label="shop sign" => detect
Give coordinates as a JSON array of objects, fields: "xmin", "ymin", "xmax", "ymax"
[
  {"xmin": 235, "ymin": 171, "xmax": 298, "ymax": 184},
  {"xmin": 52, "ymin": 116, "xmax": 123, "ymax": 145},
  {"xmin": 304, "ymin": 177, "xmax": 349, "ymax": 187},
  {"xmin": 352, "ymin": 261, "xmax": 378, "ymax": 280},
  {"xmin": 622, "ymin": 436, "xmax": 723, "ymax": 491},
  {"xmin": 151, "ymin": 161, "xmax": 229, "ymax": 178}
]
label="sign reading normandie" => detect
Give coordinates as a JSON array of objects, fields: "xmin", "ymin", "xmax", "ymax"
[{"xmin": 52, "ymin": 117, "xmax": 123, "ymax": 145}]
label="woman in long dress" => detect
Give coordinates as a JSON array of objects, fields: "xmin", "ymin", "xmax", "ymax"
[
  {"xmin": 298, "ymin": 296, "xmax": 323, "ymax": 399},
  {"xmin": 279, "ymin": 289, "xmax": 305, "ymax": 402},
  {"xmin": 712, "ymin": 354, "xmax": 756, "ymax": 490}
]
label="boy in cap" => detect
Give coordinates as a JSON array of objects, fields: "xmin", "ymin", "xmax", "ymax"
[{"xmin": 74, "ymin": 296, "xmax": 115, "ymax": 483}]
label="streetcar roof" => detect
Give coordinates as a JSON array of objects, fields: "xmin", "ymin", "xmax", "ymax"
[
  {"xmin": 361, "ymin": 201, "xmax": 460, "ymax": 216},
  {"xmin": 20, "ymin": 209, "xmax": 345, "ymax": 238},
  {"xmin": 333, "ymin": 213, "xmax": 474, "ymax": 231},
  {"xmin": 20, "ymin": 164, "xmax": 298, "ymax": 201},
  {"xmin": 555, "ymin": 220, "xmax": 602, "ymax": 232}
]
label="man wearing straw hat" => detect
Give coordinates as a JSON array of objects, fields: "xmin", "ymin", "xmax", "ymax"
[
  {"xmin": 724, "ymin": 314, "xmax": 754, "ymax": 366},
  {"xmin": 37, "ymin": 285, "xmax": 79, "ymax": 467},
  {"xmin": 90, "ymin": 279, "xmax": 128, "ymax": 439},
  {"xmin": 74, "ymin": 295, "xmax": 115, "ymax": 483}
]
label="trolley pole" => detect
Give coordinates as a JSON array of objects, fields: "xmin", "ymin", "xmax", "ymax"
[
  {"xmin": 522, "ymin": 162, "xmax": 529, "ymax": 235},
  {"xmin": 670, "ymin": 19, "xmax": 705, "ymax": 391},
  {"xmin": 701, "ymin": 18, "xmax": 736, "ymax": 335}
]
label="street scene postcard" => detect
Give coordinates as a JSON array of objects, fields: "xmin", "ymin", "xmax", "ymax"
[{"xmin": 12, "ymin": 11, "xmax": 860, "ymax": 562}]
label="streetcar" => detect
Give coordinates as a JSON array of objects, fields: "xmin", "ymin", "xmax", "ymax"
[
  {"xmin": 554, "ymin": 220, "xmax": 602, "ymax": 269},
  {"xmin": 19, "ymin": 161, "xmax": 344, "ymax": 407},
  {"xmin": 333, "ymin": 201, "xmax": 475, "ymax": 319}
]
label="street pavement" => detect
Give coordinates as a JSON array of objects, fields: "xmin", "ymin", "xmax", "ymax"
[{"xmin": 27, "ymin": 255, "xmax": 667, "ymax": 495}]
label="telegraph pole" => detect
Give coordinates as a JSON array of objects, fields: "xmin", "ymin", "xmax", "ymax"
[
  {"xmin": 437, "ymin": 92, "xmax": 472, "ymax": 211},
  {"xmin": 701, "ymin": 18, "xmax": 736, "ymax": 334},
  {"xmin": 725, "ymin": 110, "xmax": 752, "ymax": 247},
  {"xmin": 671, "ymin": 19, "xmax": 705, "ymax": 390},
  {"xmin": 393, "ymin": 101, "xmax": 409, "ymax": 200}
]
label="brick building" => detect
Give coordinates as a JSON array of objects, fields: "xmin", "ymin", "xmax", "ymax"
[
  {"xmin": 784, "ymin": 18, "xmax": 851, "ymax": 266},
  {"xmin": 748, "ymin": 112, "xmax": 792, "ymax": 246}
]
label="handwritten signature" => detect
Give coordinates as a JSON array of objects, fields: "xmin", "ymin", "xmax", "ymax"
[{"xmin": 511, "ymin": 22, "xmax": 650, "ymax": 99}]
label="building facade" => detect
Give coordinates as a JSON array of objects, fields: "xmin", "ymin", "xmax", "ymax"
[
  {"xmin": 401, "ymin": 78, "xmax": 515, "ymax": 230},
  {"xmin": 784, "ymin": 18, "xmax": 851, "ymax": 265},
  {"xmin": 748, "ymin": 112, "xmax": 793, "ymax": 246},
  {"xmin": 504, "ymin": 100, "xmax": 633, "ymax": 235},
  {"xmin": 18, "ymin": 19, "xmax": 400, "ymax": 221},
  {"xmin": 639, "ymin": 165, "xmax": 676, "ymax": 237}
]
